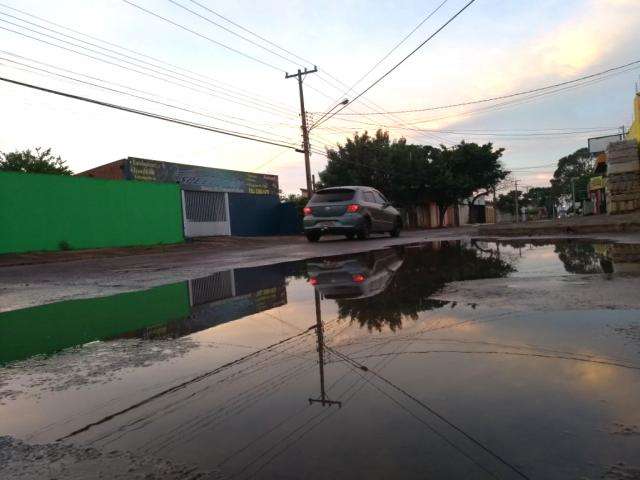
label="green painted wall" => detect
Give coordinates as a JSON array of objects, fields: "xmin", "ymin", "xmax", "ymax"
[
  {"xmin": 0, "ymin": 171, "xmax": 184, "ymax": 254},
  {"xmin": 0, "ymin": 282, "xmax": 191, "ymax": 365}
]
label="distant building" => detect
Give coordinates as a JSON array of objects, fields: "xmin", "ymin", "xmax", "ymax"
[{"xmin": 79, "ymin": 157, "xmax": 291, "ymax": 237}]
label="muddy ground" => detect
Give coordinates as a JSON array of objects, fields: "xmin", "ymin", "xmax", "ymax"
[
  {"xmin": 2, "ymin": 228, "xmax": 640, "ymax": 312},
  {"xmin": 3, "ymin": 233, "xmax": 640, "ymax": 479}
]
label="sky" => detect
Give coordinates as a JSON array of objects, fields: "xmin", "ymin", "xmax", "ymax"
[{"xmin": 1, "ymin": 0, "xmax": 639, "ymax": 194}]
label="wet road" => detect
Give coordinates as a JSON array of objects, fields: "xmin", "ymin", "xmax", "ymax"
[{"xmin": 1, "ymin": 240, "xmax": 640, "ymax": 479}]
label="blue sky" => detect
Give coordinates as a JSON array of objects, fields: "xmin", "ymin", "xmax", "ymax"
[{"xmin": 1, "ymin": 0, "xmax": 639, "ymax": 193}]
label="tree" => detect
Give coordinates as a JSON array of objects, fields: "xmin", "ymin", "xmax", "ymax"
[
  {"xmin": 495, "ymin": 189, "xmax": 525, "ymax": 214},
  {"xmin": 0, "ymin": 147, "xmax": 72, "ymax": 175},
  {"xmin": 280, "ymin": 193, "xmax": 307, "ymax": 209},
  {"xmin": 318, "ymin": 131, "xmax": 508, "ymax": 226},
  {"xmin": 554, "ymin": 242, "xmax": 603, "ymax": 274},
  {"xmin": 334, "ymin": 242, "xmax": 515, "ymax": 332},
  {"xmin": 425, "ymin": 141, "xmax": 508, "ymax": 226},
  {"xmin": 523, "ymin": 186, "xmax": 551, "ymax": 208},
  {"xmin": 318, "ymin": 130, "xmax": 432, "ymax": 208},
  {"xmin": 550, "ymin": 147, "xmax": 593, "ymax": 202}
]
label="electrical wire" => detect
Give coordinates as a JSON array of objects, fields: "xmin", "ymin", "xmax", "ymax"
[
  {"xmin": 313, "ymin": 0, "xmax": 478, "ymax": 129},
  {"xmin": 0, "ymin": 75, "xmax": 302, "ymax": 150},
  {"xmin": 166, "ymin": 0, "xmax": 302, "ymax": 69},
  {"xmin": 324, "ymin": 344, "xmax": 532, "ymax": 480},
  {"xmin": 0, "ymin": 22, "xmax": 298, "ymax": 119},
  {"xmin": 0, "ymin": 55, "xmax": 300, "ymax": 145},
  {"xmin": 323, "ymin": 0, "xmax": 450, "ymax": 110},
  {"xmin": 55, "ymin": 326, "xmax": 316, "ymax": 442},
  {"xmin": 331, "ymin": 57, "xmax": 640, "ymax": 116},
  {"xmin": 0, "ymin": 12, "xmax": 296, "ymax": 116},
  {"xmin": 0, "ymin": 2, "xmax": 295, "ymax": 112},
  {"xmin": 121, "ymin": 0, "xmax": 287, "ymax": 73}
]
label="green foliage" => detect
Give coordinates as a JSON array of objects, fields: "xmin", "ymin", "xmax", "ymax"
[
  {"xmin": 318, "ymin": 130, "xmax": 508, "ymax": 223},
  {"xmin": 550, "ymin": 147, "xmax": 592, "ymax": 200},
  {"xmin": 0, "ymin": 147, "xmax": 72, "ymax": 175},
  {"xmin": 318, "ymin": 130, "xmax": 433, "ymax": 207},
  {"xmin": 554, "ymin": 242, "xmax": 602, "ymax": 274},
  {"xmin": 280, "ymin": 193, "xmax": 308, "ymax": 209},
  {"xmin": 335, "ymin": 242, "xmax": 515, "ymax": 332},
  {"xmin": 523, "ymin": 186, "xmax": 552, "ymax": 208},
  {"xmin": 495, "ymin": 189, "xmax": 524, "ymax": 214}
]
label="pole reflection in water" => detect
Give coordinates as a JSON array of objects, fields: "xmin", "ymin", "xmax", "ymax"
[{"xmin": 308, "ymin": 288, "xmax": 341, "ymax": 408}]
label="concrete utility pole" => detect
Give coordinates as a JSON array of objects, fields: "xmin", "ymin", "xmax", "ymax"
[
  {"xmin": 286, "ymin": 67, "xmax": 318, "ymax": 198},
  {"xmin": 571, "ymin": 177, "xmax": 576, "ymax": 213},
  {"xmin": 514, "ymin": 180, "xmax": 519, "ymax": 223},
  {"xmin": 309, "ymin": 289, "xmax": 341, "ymax": 408}
]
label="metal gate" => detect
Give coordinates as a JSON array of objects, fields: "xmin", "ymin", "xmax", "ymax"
[
  {"xmin": 188, "ymin": 270, "xmax": 235, "ymax": 306},
  {"xmin": 182, "ymin": 190, "xmax": 230, "ymax": 237}
]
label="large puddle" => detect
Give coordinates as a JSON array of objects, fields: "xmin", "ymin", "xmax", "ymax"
[{"xmin": 1, "ymin": 240, "xmax": 640, "ymax": 479}]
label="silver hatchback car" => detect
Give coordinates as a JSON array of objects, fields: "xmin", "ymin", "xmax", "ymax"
[{"xmin": 302, "ymin": 186, "xmax": 402, "ymax": 242}]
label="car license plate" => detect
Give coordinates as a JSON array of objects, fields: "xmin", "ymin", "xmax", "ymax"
[{"xmin": 320, "ymin": 221, "xmax": 334, "ymax": 227}]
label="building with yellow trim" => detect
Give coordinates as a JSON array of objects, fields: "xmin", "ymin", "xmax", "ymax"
[{"xmin": 628, "ymin": 93, "xmax": 640, "ymax": 142}]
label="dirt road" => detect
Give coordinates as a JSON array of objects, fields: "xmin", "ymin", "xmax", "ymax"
[{"xmin": 0, "ymin": 228, "xmax": 475, "ymax": 311}]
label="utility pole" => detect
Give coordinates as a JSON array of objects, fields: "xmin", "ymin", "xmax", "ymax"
[
  {"xmin": 514, "ymin": 180, "xmax": 519, "ymax": 223},
  {"xmin": 571, "ymin": 177, "xmax": 576, "ymax": 213},
  {"xmin": 308, "ymin": 289, "xmax": 341, "ymax": 408},
  {"xmin": 286, "ymin": 67, "xmax": 318, "ymax": 198}
]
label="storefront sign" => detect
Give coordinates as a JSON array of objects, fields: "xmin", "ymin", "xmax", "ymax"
[
  {"xmin": 124, "ymin": 157, "xmax": 279, "ymax": 195},
  {"xmin": 588, "ymin": 176, "xmax": 604, "ymax": 191}
]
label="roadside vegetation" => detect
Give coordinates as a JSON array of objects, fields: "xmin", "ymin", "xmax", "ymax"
[
  {"xmin": 317, "ymin": 129, "xmax": 508, "ymax": 225},
  {"xmin": 0, "ymin": 147, "xmax": 72, "ymax": 175}
]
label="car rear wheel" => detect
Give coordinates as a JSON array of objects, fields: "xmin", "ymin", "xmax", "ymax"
[
  {"xmin": 356, "ymin": 219, "xmax": 371, "ymax": 240},
  {"xmin": 390, "ymin": 218, "xmax": 401, "ymax": 237},
  {"xmin": 345, "ymin": 233, "xmax": 355, "ymax": 240},
  {"xmin": 306, "ymin": 232, "xmax": 321, "ymax": 242}
]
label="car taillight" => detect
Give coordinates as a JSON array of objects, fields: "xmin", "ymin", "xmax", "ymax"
[
  {"xmin": 303, "ymin": 207, "xmax": 312, "ymax": 216},
  {"xmin": 309, "ymin": 277, "xmax": 318, "ymax": 285},
  {"xmin": 352, "ymin": 274, "xmax": 366, "ymax": 283},
  {"xmin": 346, "ymin": 204, "xmax": 360, "ymax": 213}
]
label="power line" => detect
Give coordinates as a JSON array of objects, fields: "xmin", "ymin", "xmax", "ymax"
[
  {"xmin": 166, "ymin": 0, "xmax": 302, "ymax": 69},
  {"xmin": 0, "ymin": 75, "xmax": 302, "ymax": 150},
  {"xmin": 315, "ymin": 65, "xmax": 636, "ymax": 132},
  {"xmin": 0, "ymin": 10, "xmax": 295, "ymax": 115},
  {"xmin": 0, "ymin": 55, "xmax": 300, "ymax": 145},
  {"xmin": 335, "ymin": 0, "xmax": 450, "ymax": 101},
  {"xmin": 55, "ymin": 326, "xmax": 316, "ymax": 442},
  {"xmin": 178, "ymin": 0, "xmax": 366, "ymax": 116},
  {"xmin": 313, "ymin": 0, "xmax": 477, "ymax": 129},
  {"xmin": 310, "ymin": 0, "xmax": 457, "ymax": 148},
  {"xmin": 509, "ymin": 163, "xmax": 556, "ymax": 171},
  {"xmin": 331, "ymin": 57, "xmax": 640, "ymax": 116},
  {"xmin": 184, "ymin": 0, "xmax": 312, "ymax": 66},
  {"xmin": 0, "ymin": 51, "xmax": 300, "ymax": 134},
  {"xmin": 0, "ymin": 1, "xmax": 295, "ymax": 112},
  {"xmin": 168, "ymin": 0, "xmax": 453, "ymax": 150},
  {"xmin": 121, "ymin": 0, "xmax": 286, "ymax": 73},
  {"xmin": 399, "ymin": 65, "xmax": 640, "ymax": 126},
  {"xmin": 315, "ymin": 121, "xmax": 620, "ymax": 138},
  {"xmin": 0, "ymin": 21, "xmax": 296, "ymax": 118},
  {"xmin": 325, "ymin": 344, "xmax": 532, "ymax": 480}
]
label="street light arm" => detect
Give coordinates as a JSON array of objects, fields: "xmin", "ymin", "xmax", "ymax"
[{"xmin": 309, "ymin": 99, "xmax": 349, "ymax": 131}]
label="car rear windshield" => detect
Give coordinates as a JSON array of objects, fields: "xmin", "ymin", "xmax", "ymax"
[{"xmin": 311, "ymin": 189, "xmax": 355, "ymax": 203}]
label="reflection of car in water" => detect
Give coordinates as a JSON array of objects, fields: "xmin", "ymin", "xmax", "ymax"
[{"xmin": 307, "ymin": 249, "xmax": 404, "ymax": 300}]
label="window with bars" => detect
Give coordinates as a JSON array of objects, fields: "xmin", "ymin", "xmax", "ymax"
[
  {"xmin": 184, "ymin": 190, "xmax": 227, "ymax": 222},
  {"xmin": 190, "ymin": 270, "xmax": 234, "ymax": 305}
]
